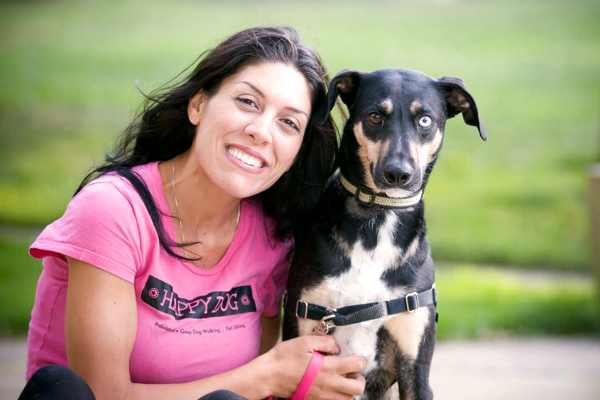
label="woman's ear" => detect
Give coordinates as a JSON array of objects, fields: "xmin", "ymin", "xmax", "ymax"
[{"xmin": 188, "ymin": 92, "xmax": 206, "ymax": 126}]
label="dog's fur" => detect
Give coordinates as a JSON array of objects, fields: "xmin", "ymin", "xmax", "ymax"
[{"xmin": 283, "ymin": 68, "xmax": 486, "ymax": 399}]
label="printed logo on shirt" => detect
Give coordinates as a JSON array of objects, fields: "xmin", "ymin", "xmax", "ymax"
[{"xmin": 141, "ymin": 275, "xmax": 257, "ymax": 320}]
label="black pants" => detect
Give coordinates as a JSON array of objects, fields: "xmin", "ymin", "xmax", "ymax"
[{"xmin": 19, "ymin": 365, "xmax": 248, "ymax": 400}]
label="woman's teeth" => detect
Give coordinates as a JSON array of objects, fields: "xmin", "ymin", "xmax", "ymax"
[{"xmin": 227, "ymin": 147, "xmax": 264, "ymax": 168}]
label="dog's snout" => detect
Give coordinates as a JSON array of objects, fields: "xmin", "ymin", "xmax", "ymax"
[{"xmin": 383, "ymin": 161, "xmax": 414, "ymax": 187}]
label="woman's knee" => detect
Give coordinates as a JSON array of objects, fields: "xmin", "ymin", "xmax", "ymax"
[{"xmin": 18, "ymin": 365, "xmax": 95, "ymax": 400}]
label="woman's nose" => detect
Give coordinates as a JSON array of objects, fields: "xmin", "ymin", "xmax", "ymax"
[{"xmin": 244, "ymin": 116, "xmax": 272, "ymax": 144}]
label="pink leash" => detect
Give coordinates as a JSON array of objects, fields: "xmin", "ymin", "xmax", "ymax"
[{"xmin": 288, "ymin": 351, "xmax": 325, "ymax": 400}]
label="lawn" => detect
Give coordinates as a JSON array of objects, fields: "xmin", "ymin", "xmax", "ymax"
[
  {"xmin": 0, "ymin": 0, "xmax": 599, "ymax": 337},
  {"xmin": 1, "ymin": 234, "xmax": 596, "ymax": 338}
]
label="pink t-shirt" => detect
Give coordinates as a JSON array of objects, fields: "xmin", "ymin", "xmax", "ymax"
[{"xmin": 26, "ymin": 162, "xmax": 291, "ymax": 383}]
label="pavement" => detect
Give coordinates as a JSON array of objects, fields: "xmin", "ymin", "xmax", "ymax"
[{"xmin": 2, "ymin": 336, "xmax": 599, "ymax": 399}]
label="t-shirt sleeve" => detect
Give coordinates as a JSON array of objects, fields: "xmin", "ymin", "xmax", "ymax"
[
  {"xmin": 29, "ymin": 179, "xmax": 143, "ymax": 283},
  {"xmin": 261, "ymin": 244, "xmax": 292, "ymax": 318}
]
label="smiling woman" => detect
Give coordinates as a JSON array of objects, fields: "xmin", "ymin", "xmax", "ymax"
[
  {"xmin": 19, "ymin": 26, "xmax": 368, "ymax": 400},
  {"xmin": 186, "ymin": 63, "xmax": 311, "ymax": 205}
]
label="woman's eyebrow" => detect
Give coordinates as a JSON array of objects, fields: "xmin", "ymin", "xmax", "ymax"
[
  {"xmin": 238, "ymin": 81, "xmax": 308, "ymax": 118},
  {"xmin": 284, "ymin": 106, "xmax": 308, "ymax": 118},
  {"xmin": 238, "ymin": 81, "xmax": 265, "ymax": 98}
]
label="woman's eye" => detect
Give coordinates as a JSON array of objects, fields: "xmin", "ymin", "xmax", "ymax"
[
  {"xmin": 236, "ymin": 97, "xmax": 257, "ymax": 108},
  {"xmin": 281, "ymin": 119, "xmax": 300, "ymax": 132},
  {"xmin": 418, "ymin": 116, "xmax": 433, "ymax": 128},
  {"xmin": 368, "ymin": 112, "xmax": 383, "ymax": 125}
]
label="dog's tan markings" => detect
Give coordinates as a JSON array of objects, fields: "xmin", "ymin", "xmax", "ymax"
[
  {"xmin": 381, "ymin": 99, "xmax": 393, "ymax": 114},
  {"xmin": 427, "ymin": 129, "xmax": 444, "ymax": 164},
  {"xmin": 332, "ymin": 228, "xmax": 353, "ymax": 259},
  {"xmin": 296, "ymin": 283, "xmax": 337, "ymax": 336},
  {"xmin": 399, "ymin": 235, "xmax": 420, "ymax": 266},
  {"xmin": 383, "ymin": 307, "xmax": 430, "ymax": 361},
  {"xmin": 353, "ymin": 121, "xmax": 379, "ymax": 191},
  {"xmin": 410, "ymin": 129, "xmax": 444, "ymax": 174},
  {"xmin": 410, "ymin": 101, "xmax": 423, "ymax": 115}
]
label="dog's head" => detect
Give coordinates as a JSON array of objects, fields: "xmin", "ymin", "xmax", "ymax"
[{"xmin": 318, "ymin": 68, "xmax": 486, "ymax": 198}]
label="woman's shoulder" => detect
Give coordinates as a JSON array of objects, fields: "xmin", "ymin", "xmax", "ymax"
[
  {"xmin": 75, "ymin": 162, "xmax": 160, "ymax": 206},
  {"xmin": 29, "ymin": 163, "xmax": 162, "ymax": 272}
]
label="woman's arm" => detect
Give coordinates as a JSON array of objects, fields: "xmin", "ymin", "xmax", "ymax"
[
  {"xmin": 260, "ymin": 312, "xmax": 281, "ymax": 355},
  {"xmin": 65, "ymin": 258, "xmax": 365, "ymax": 400}
]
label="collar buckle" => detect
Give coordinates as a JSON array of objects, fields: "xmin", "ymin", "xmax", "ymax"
[{"xmin": 356, "ymin": 185, "xmax": 376, "ymax": 207}]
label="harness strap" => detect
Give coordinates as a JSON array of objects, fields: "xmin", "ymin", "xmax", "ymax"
[{"xmin": 286, "ymin": 285, "xmax": 437, "ymax": 334}]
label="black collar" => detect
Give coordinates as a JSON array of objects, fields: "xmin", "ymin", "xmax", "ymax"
[{"xmin": 285, "ymin": 285, "xmax": 438, "ymax": 335}]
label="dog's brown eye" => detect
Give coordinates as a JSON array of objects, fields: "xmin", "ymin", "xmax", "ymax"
[{"xmin": 368, "ymin": 113, "xmax": 383, "ymax": 125}]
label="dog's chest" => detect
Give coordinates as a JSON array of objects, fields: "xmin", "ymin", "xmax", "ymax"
[
  {"xmin": 299, "ymin": 212, "xmax": 416, "ymax": 370},
  {"xmin": 328, "ymin": 212, "xmax": 402, "ymax": 304}
]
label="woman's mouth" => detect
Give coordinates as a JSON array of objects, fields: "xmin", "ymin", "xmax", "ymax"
[{"xmin": 227, "ymin": 147, "xmax": 265, "ymax": 168}]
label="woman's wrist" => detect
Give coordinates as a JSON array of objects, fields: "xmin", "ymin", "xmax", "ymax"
[
  {"xmin": 255, "ymin": 348, "xmax": 280, "ymax": 398},
  {"xmin": 230, "ymin": 350, "xmax": 275, "ymax": 399}
]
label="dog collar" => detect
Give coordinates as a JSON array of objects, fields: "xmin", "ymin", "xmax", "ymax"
[
  {"xmin": 339, "ymin": 174, "xmax": 423, "ymax": 208},
  {"xmin": 285, "ymin": 284, "xmax": 438, "ymax": 335}
]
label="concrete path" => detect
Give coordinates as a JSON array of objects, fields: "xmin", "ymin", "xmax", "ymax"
[{"xmin": 2, "ymin": 337, "xmax": 599, "ymax": 399}]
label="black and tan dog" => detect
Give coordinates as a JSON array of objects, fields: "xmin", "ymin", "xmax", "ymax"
[{"xmin": 283, "ymin": 68, "xmax": 486, "ymax": 399}]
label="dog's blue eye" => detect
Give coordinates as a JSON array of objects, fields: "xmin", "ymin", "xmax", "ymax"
[{"xmin": 418, "ymin": 116, "xmax": 433, "ymax": 128}]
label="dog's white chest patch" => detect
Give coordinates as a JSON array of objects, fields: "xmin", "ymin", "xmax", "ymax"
[
  {"xmin": 326, "ymin": 213, "xmax": 404, "ymax": 371},
  {"xmin": 332, "ymin": 212, "xmax": 401, "ymax": 302},
  {"xmin": 297, "ymin": 212, "xmax": 430, "ymax": 376}
]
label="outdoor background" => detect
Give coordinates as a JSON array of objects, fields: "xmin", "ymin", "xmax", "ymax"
[{"xmin": 0, "ymin": 0, "xmax": 599, "ymax": 340}]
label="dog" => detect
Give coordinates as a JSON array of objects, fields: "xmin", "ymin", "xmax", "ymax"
[{"xmin": 283, "ymin": 68, "xmax": 486, "ymax": 399}]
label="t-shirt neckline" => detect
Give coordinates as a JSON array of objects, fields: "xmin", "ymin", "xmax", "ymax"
[{"xmin": 148, "ymin": 161, "xmax": 247, "ymax": 276}]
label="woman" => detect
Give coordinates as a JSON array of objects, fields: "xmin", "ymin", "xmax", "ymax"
[{"xmin": 20, "ymin": 26, "xmax": 366, "ymax": 399}]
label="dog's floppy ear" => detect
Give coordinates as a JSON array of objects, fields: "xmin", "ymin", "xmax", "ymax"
[
  {"xmin": 315, "ymin": 69, "xmax": 361, "ymax": 125},
  {"xmin": 437, "ymin": 77, "xmax": 487, "ymax": 141}
]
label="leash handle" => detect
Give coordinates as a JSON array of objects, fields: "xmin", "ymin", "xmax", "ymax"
[{"xmin": 289, "ymin": 351, "xmax": 325, "ymax": 400}]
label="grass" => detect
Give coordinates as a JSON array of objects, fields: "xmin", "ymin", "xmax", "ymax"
[
  {"xmin": 2, "ymin": 232, "xmax": 596, "ymax": 338},
  {"xmin": 0, "ymin": 237, "xmax": 41, "ymax": 336},
  {"xmin": 0, "ymin": 0, "xmax": 599, "ymax": 338},
  {"xmin": 435, "ymin": 265, "xmax": 599, "ymax": 339},
  {"xmin": 1, "ymin": 0, "xmax": 598, "ymax": 270}
]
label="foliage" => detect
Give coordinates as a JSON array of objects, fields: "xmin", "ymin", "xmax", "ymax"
[
  {"xmin": 2, "ymin": 232, "xmax": 597, "ymax": 338},
  {"xmin": 436, "ymin": 265, "xmax": 599, "ymax": 339},
  {"xmin": 0, "ymin": 1, "xmax": 599, "ymax": 271}
]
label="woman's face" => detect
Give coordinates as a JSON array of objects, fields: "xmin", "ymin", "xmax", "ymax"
[{"xmin": 188, "ymin": 62, "xmax": 311, "ymax": 199}]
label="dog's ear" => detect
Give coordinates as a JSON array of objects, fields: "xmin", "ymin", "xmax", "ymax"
[
  {"xmin": 437, "ymin": 77, "xmax": 487, "ymax": 141},
  {"xmin": 314, "ymin": 69, "xmax": 361, "ymax": 125}
]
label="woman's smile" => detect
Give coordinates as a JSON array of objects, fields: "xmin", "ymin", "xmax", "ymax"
[{"xmin": 226, "ymin": 146, "xmax": 266, "ymax": 170}]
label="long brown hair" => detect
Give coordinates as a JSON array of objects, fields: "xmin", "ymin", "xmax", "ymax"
[{"xmin": 77, "ymin": 26, "xmax": 338, "ymax": 259}]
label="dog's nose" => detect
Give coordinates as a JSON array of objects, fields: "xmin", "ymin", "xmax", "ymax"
[{"xmin": 383, "ymin": 162, "xmax": 413, "ymax": 187}]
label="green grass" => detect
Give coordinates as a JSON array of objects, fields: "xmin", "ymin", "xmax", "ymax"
[
  {"xmin": 0, "ymin": 237, "xmax": 41, "ymax": 335},
  {"xmin": 435, "ymin": 265, "xmax": 599, "ymax": 340},
  {"xmin": 2, "ymin": 232, "xmax": 596, "ymax": 338},
  {"xmin": 0, "ymin": 0, "xmax": 599, "ymax": 270}
]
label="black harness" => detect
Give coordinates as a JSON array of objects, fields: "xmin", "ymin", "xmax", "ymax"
[{"xmin": 285, "ymin": 285, "xmax": 438, "ymax": 335}]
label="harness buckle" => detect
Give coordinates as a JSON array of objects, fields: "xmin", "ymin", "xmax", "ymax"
[
  {"xmin": 378, "ymin": 300, "xmax": 390, "ymax": 317},
  {"xmin": 295, "ymin": 300, "xmax": 309, "ymax": 319},
  {"xmin": 405, "ymin": 292, "xmax": 419, "ymax": 313},
  {"xmin": 313, "ymin": 314, "xmax": 336, "ymax": 335}
]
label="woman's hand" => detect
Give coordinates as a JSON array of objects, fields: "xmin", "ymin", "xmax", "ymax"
[{"xmin": 262, "ymin": 335, "xmax": 366, "ymax": 399}]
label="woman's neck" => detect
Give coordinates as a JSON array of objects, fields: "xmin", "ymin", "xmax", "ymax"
[{"xmin": 160, "ymin": 151, "xmax": 242, "ymax": 267}]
